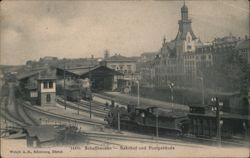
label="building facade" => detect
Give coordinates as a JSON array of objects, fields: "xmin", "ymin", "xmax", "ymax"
[
  {"xmin": 140, "ymin": 3, "xmax": 248, "ymax": 92},
  {"xmin": 37, "ymin": 72, "xmax": 56, "ymax": 106},
  {"xmin": 18, "ymin": 68, "xmax": 56, "ymax": 106},
  {"xmin": 141, "ymin": 3, "xmax": 202, "ymax": 87},
  {"xmin": 102, "ymin": 54, "xmax": 139, "ymax": 93}
]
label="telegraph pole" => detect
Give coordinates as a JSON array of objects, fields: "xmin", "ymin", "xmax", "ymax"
[
  {"xmin": 156, "ymin": 108, "xmax": 159, "ymax": 137},
  {"xmin": 63, "ymin": 63, "xmax": 67, "ymax": 110},
  {"xmin": 88, "ymin": 66, "xmax": 92, "ymax": 119},
  {"xmin": 216, "ymin": 101, "xmax": 221, "ymax": 147},
  {"xmin": 136, "ymin": 80, "xmax": 140, "ymax": 107},
  {"xmin": 117, "ymin": 109, "xmax": 120, "ymax": 132},
  {"xmin": 78, "ymin": 78, "xmax": 81, "ymax": 115}
]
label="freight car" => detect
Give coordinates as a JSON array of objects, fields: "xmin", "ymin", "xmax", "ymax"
[
  {"xmin": 105, "ymin": 105, "xmax": 189, "ymax": 136},
  {"xmin": 57, "ymin": 84, "xmax": 92, "ymax": 102}
]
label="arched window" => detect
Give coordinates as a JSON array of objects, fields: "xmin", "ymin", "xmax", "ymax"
[{"xmin": 188, "ymin": 36, "xmax": 191, "ymax": 43}]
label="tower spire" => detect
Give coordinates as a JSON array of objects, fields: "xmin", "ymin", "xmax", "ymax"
[{"xmin": 181, "ymin": 0, "xmax": 188, "ymax": 21}]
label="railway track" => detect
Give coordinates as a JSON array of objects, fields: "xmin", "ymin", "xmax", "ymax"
[
  {"xmin": 82, "ymin": 132, "xmax": 206, "ymax": 148},
  {"xmin": 81, "ymin": 100, "xmax": 107, "ymax": 112},
  {"xmin": 16, "ymin": 99, "xmax": 39, "ymax": 126},
  {"xmin": 4, "ymin": 83, "xmax": 38, "ymax": 127},
  {"xmin": 4, "ymin": 96, "xmax": 249, "ymax": 147},
  {"xmin": 83, "ymin": 131, "xmax": 249, "ymax": 147},
  {"xmin": 56, "ymin": 97, "xmax": 107, "ymax": 118},
  {"xmin": 0, "ymin": 96, "xmax": 26, "ymax": 127},
  {"xmin": 21, "ymin": 100, "xmax": 106, "ymax": 127}
]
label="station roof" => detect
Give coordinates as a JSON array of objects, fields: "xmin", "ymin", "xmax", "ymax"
[
  {"xmin": 17, "ymin": 68, "xmax": 56, "ymax": 81},
  {"xmin": 57, "ymin": 65, "xmax": 123, "ymax": 78},
  {"xmin": 17, "ymin": 69, "xmax": 43, "ymax": 81}
]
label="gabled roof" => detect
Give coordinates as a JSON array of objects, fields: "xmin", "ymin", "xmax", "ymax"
[
  {"xmin": 18, "ymin": 68, "xmax": 56, "ymax": 81},
  {"xmin": 57, "ymin": 65, "xmax": 123, "ymax": 78},
  {"xmin": 17, "ymin": 69, "xmax": 44, "ymax": 81},
  {"xmin": 37, "ymin": 69, "xmax": 56, "ymax": 80}
]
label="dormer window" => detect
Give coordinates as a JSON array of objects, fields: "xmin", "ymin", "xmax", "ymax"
[{"xmin": 188, "ymin": 36, "xmax": 191, "ymax": 43}]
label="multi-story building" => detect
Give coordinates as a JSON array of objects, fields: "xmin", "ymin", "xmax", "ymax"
[
  {"xmin": 138, "ymin": 52, "xmax": 158, "ymax": 63},
  {"xmin": 236, "ymin": 37, "xmax": 250, "ymax": 65},
  {"xmin": 37, "ymin": 70, "xmax": 56, "ymax": 106},
  {"xmin": 141, "ymin": 3, "xmax": 246, "ymax": 90},
  {"xmin": 101, "ymin": 54, "xmax": 139, "ymax": 92},
  {"xmin": 144, "ymin": 3, "xmax": 202, "ymax": 87},
  {"xmin": 183, "ymin": 34, "xmax": 239, "ymax": 83},
  {"xmin": 104, "ymin": 54, "xmax": 137, "ymax": 76}
]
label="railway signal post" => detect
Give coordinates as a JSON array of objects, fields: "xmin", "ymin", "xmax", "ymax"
[{"xmin": 118, "ymin": 108, "xmax": 120, "ymax": 132}]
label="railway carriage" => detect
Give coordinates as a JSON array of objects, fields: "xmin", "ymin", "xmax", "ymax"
[{"xmin": 57, "ymin": 84, "xmax": 92, "ymax": 102}]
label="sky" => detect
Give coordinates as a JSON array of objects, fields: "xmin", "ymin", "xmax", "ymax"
[{"xmin": 1, "ymin": 0, "xmax": 249, "ymax": 65}]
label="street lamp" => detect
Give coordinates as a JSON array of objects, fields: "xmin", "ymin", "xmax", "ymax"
[
  {"xmin": 63, "ymin": 63, "xmax": 67, "ymax": 110},
  {"xmin": 198, "ymin": 77, "xmax": 205, "ymax": 105},
  {"xmin": 168, "ymin": 82, "xmax": 174, "ymax": 111},
  {"xmin": 77, "ymin": 78, "xmax": 81, "ymax": 115},
  {"xmin": 117, "ymin": 107, "xmax": 120, "ymax": 132},
  {"xmin": 135, "ymin": 80, "xmax": 140, "ymax": 107}
]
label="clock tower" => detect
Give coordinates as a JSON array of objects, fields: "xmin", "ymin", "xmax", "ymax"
[{"xmin": 175, "ymin": 2, "xmax": 198, "ymax": 56}]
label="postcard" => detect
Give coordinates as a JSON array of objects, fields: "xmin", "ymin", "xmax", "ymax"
[{"xmin": 1, "ymin": 0, "xmax": 249, "ymax": 157}]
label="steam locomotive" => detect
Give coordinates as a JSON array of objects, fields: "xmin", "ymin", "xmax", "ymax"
[{"xmin": 105, "ymin": 105, "xmax": 189, "ymax": 136}]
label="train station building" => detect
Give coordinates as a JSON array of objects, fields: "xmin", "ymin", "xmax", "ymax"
[{"xmin": 56, "ymin": 65, "xmax": 123, "ymax": 91}]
